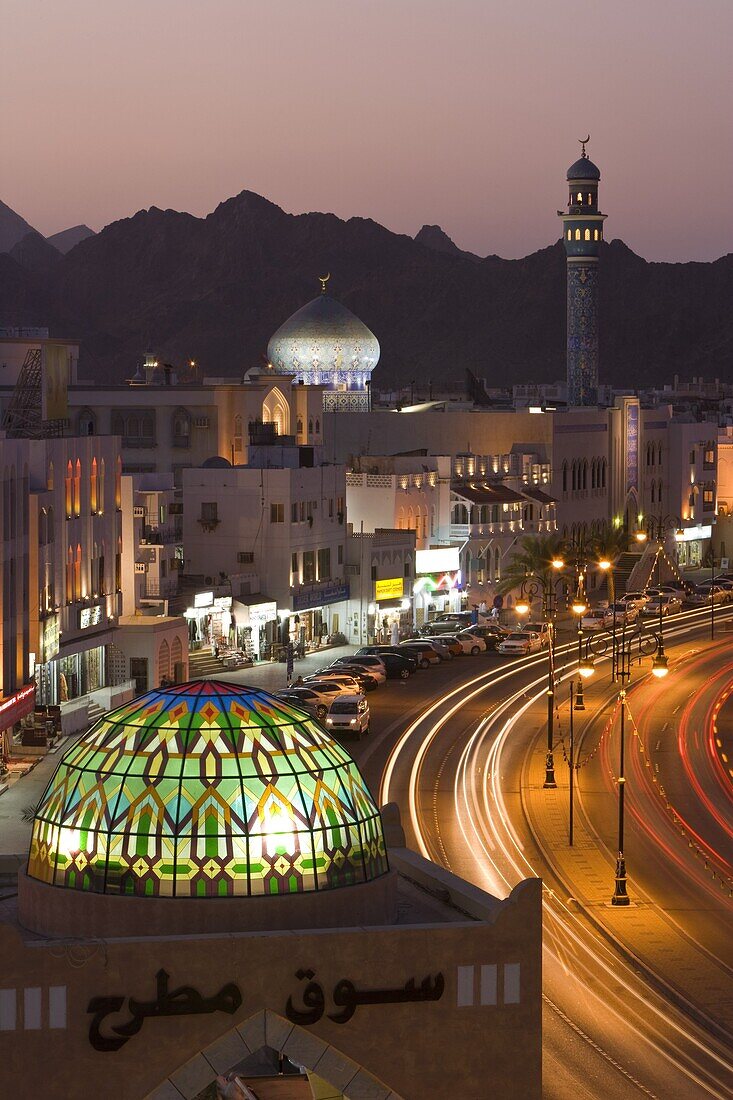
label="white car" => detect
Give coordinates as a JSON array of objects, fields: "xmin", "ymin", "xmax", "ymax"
[
  {"xmin": 619, "ymin": 591, "xmax": 649, "ymax": 609},
  {"xmin": 455, "ymin": 629, "xmax": 487, "ymax": 655},
  {"xmin": 687, "ymin": 584, "xmax": 729, "ymax": 606},
  {"xmin": 497, "ymin": 631, "xmax": 543, "ymax": 656},
  {"xmin": 331, "ymin": 655, "xmax": 388, "ymax": 683},
  {"xmin": 643, "ymin": 595, "xmax": 682, "ymax": 617},
  {"xmin": 325, "ymin": 693, "xmax": 370, "ymax": 739},
  {"xmin": 607, "ymin": 602, "xmax": 638, "ymax": 626},
  {"xmin": 582, "ymin": 608, "xmax": 611, "ymax": 630},
  {"xmin": 279, "ymin": 682, "xmax": 352, "ymax": 720},
  {"xmin": 523, "ymin": 622, "xmax": 551, "ymax": 647}
]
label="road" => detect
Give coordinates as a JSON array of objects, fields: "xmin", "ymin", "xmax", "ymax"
[{"xmin": 351, "ymin": 608, "xmax": 733, "ymax": 1099}]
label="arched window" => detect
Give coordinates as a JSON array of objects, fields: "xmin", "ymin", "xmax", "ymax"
[
  {"xmin": 98, "ymin": 540, "xmax": 106, "ymax": 595},
  {"xmin": 47, "ymin": 461, "xmax": 54, "ymax": 491},
  {"xmin": 576, "ymin": 192, "xmax": 583, "ymax": 203},
  {"xmin": 315, "ymin": 418, "xmax": 320, "ymax": 434},
  {"xmin": 571, "ymin": 461, "xmax": 577, "ymax": 491},
  {"xmin": 308, "ymin": 419, "xmax": 313, "ymax": 436},
  {"xmin": 562, "ymin": 461, "xmax": 568, "ymax": 493},
  {"xmin": 111, "ymin": 412, "xmax": 124, "ymax": 436},
  {"xmin": 601, "ymin": 458, "xmax": 607, "ymax": 488},
  {"xmin": 159, "ymin": 640, "xmax": 171, "ymax": 684},
  {"xmin": 567, "ymin": 229, "xmax": 572, "ymax": 241},
  {"xmin": 398, "ymin": 506, "xmax": 405, "ymax": 530},
  {"xmin": 47, "ymin": 506, "xmax": 54, "ymax": 543},
  {"xmin": 587, "ymin": 193, "xmax": 593, "ymax": 205},
  {"xmin": 408, "ymin": 506, "xmax": 415, "ymax": 530},
  {"xmin": 171, "ymin": 635, "xmax": 183, "ymax": 674},
  {"xmin": 74, "ymin": 544, "xmax": 82, "ymax": 601},
  {"xmin": 99, "ymin": 459, "xmax": 105, "ymax": 513},
  {"xmin": 74, "ymin": 459, "xmax": 82, "ymax": 515},
  {"xmin": 657, "ymin": 480, "xmax": 663, "ymax": 505},
  {"xmin": 141, "ymin": 413, "xmax": 155, "ymax": 441},
  {"xmin": 430, "ymin": 505, "xmax": 436, "ymax": 536},
  {"xmin": 658, "ymin": 442, "xmax": 662, "ymax": 466},
  {"xmin": 90, "ymin": 457, "xmax": 98, "ymax": 513},
  {"xmin": 296, "ymin": 418, "xmax": 303, "ymax": 436},
  {"xmin": 494, "ymin": 546, "xmax": 500, "ymax": 579},
  {"xmin": 582, "ymin": 460, "xmax": 588, "ymax": 490},
  {"xmin": 66, "ymin": 546, "xmax": 73, "ymax": 602},
  {"xmin": 599, "ymin": 228, "xmax": 602, "ymax": 240},
  {"xmin": 650, "ymin": 479, "xmax": 656, "ymax": 504},
  {"xmin": 77, "ymin": 408, "xmax": 96, "ymax": 436},
  {"xmin": 115, "ymin": 456, "xmax": 122, "ymax": 510},
  {"xmin": 172, "ymin": 408, "xmax": 191, "ymax": 448},
  {"xmin": 128, "ymin": 416, "xmax": 139, "ymax": 440},
  {"xmin": 115, "ymin": 536, "xmax": 122, "ymax": 591},
  {"xmin": 38, "ymin": 508, "xmax": 47, "ymax": 547},
  {"xmin": 575, "ymin": 229, "xmax": 581, "ymax": 241},
  {"xmin": 584, "ymin": 228, "xmax": 591, "ymax": 241},
  {"xmin": 593, "ymin": 229, "xmax": 599, "ymax": 241},
  {"xmin": 65, "ymin": 461, "xmax": 73, "ymax": 517},
  {"xmin": 233, "ymin": 415, "xmax": 243, "ymax": 452},
  {"xmin": 591, "ymin": 460, "xmax": 596, "ymax": 490}
]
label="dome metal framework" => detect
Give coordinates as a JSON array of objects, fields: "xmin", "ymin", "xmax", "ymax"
[{"xmin": 27, "ymin": 681, "xmax": 388, "ymax": 899}]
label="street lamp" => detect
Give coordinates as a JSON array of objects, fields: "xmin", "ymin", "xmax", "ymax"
[{"xmin": 516, "ymin": 573, "xmax": 566, "ymax": 789}]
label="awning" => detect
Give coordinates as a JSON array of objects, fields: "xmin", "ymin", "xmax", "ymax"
[
  {"xmin": 452, "ymin": 481, "xmax": 525, "ymax": 505},
  {"xmin": 520, "ymin": 487, "xmax": 557, "ymax": 505}
]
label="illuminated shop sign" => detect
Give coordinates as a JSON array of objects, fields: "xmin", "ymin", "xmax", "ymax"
[
  {"xmin": 0, "ymin": 684, "xmax": 36, "ymax": 731},
  {"xmin": 416, "ymin": 547, "xmax": 460, "ymax": 574},
  {"xmin": 194, "ymin": 591, "xmax": 214, "ymax": 609},
  {"xmin": 42, "ymin": 615, "xmax": 60, "ymax": 662},
  {"xmin": 292, "ymin": 583, "xmax": 350, "ymax": 611},
  {"xmin": 79, "ymin": 605, "xmax": 103, "ymax": 630},
  {"xmin": 675, "ymin": 524, "xmax": 712, "ymax": 543},
  {"xmin": 375, "ymin": 577, "xmax": 404, "ymax": 601},
  {"xmin": 625, "ymin": 402, "xmax": 638, "ymax": 494},
  {"xmin": 413, "ymin": 570, "xmax": 462, "ymax": 594}
]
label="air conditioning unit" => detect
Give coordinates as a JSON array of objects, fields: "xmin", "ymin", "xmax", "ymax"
[
  {"xmin": 194, "ymin": 417, "xmax": 210, "ymax": 429},
  {"xmin": 237, "ymin": 551, "xmax": 255, "ymax": 564}
]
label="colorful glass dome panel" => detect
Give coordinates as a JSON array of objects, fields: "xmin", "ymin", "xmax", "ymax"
[{"xmin": 27, "ymin": 681, "xmax": 388, "ymax": 899}]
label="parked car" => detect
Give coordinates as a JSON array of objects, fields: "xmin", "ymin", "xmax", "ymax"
[
  {"xmin": 398, "ymin": 641, "xmax": 442, "ymax": 668},
  {"xmin": 308, "ymin": 669, "xmax": 378, "ymax": 693},
  {"xmin": 582, "ymin": 608, "xmax": 612, "ymax": 631},
  {"xmin": 647, "ymin": 584, "xmax": 688, "ymax": 599},
  {"xmin": 456, "ymin": 629, "xmax": 487, "ymax": 655},
  {"xmin": 355, "ymin": 646, "xmax": 418, "ymax": 674},
  {"xmin": 497, "ymin": 631, "xmax": 543, "ymax": 656},
  {"xmin": 330, "ymin": 655, "xmax": 387, "ymax": 683},
  {"xmin": 687, "ymin": 584, "xmax": 730, "ymax": 606},
  {"xmin": 419, "ymin": 619, "xmax": 463, "ymax": 636},
  {"xmin": 643, "ymin": 595, "xmax": 682, "ymax": 617},
  {"xmin": 416, "ymin": 636, "xmax": 454, "ymax": 660},
  {"xmin": 277, "ymin": 682, "xmax": 350, "ymax": 720},
  {"xmin": 325, "ymin": 693, "xmax": 370, "ymax": 739},
  {"xmin": 459, "ymin": 623, "xmax": 507, "ymax": 649},
  {"xmin": 619, "ymin": 591, "xmax": 649, "ymax": 609},
  {"xmin": 523, "ymin": 622, "xmax": 551, "ymax": 647},
  {"xmin": 274, "ymin": 691, "xmax": 322, "ymax": 721},
  {"xmin": 421, "ymin": 634, "xmax": 463, "ymax": 657},
  {"xmin": 607, "ymin": 602, "xmax": 638, "ymax": 626}
]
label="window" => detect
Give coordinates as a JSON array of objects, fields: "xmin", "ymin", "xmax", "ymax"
[
  {"xmin": 584, "ymin": 228, "xmax": 591, "ymax": 241},
  {"xmin": 297, "ymin": 418, "xmax": 303, "ymax": 436},
  {"xmin": 562, "ymin": 461, "xmax": 568, "ymax": 493},
  {"xmin": 337, "ymin": 544, "xmax": 343, "ymax": 565},
  {"xmin": 317, "ymin": 548, "xmax": 331, "ymax": 580},
  {"xmin": 404, "ymin": 560, "xmax": 411, "ymax": 577},
  {"xmin": 704, "ymin": 447, "xmax": 715, "ymax": 468},
  {"xmin": 234, "ymin": 415, "xmax": 243, "ymax": 452},
  {"xmin": 90, "ymin": 457, "xmax": 98, "ymax": 512},
  {"xmin": 703, "ymin": 489, "xmax": 715, "ymax": 512},
  {"xmin": 115, "ymin": 456, "xmax": 122, "ymax": 509},
  {"xmin": 576, "ymin": 192, "xmax": 583, "ymax": 203},
  {"xmin": 172, "ymin": 409, "xmax": 191, "ymax": 448},
  {"xmin": 587, "ymin": 193, "xmax": 593, "ymax": 205},
  {"xmin": 329, "ymin": 498, "xmax": 334, "ymax": 518},
  {"xmin": 594, "ymin": 229, "xmax": 599, "ymax": 241},
  {"xmin": 65, "ymin": 461, "xmax": 73, "ymax": 516},
  {"xmin": 371, "ymin": 565, "xmax": 378, "ymax": 581},
  {"xmin": 270, "ymin": 503, "xmax": 284, "ymax": 523},
  {"xmin": 74, "ymin": 459, "xmax": 82, "ymax": 516},
  {"xmin": 47, "ymin": 461, "xmax": 54, "ymax": 491},
  {"xmin": 315, "ymin": 419, "xmax": 320, "ymax": 434},
  {"xmin": 77, "ymin": 408, "xmax": 96, "ymax": 436},
  {"xmin": 201, "ymin": 502, "xmax": 218, "ymax": 522},
  {"xmin": 689, "ymin": 449, "xmax": 695, "ymax": 465},
  {"xmin": 291, "ymin": 552, "xmax": 298, "ymax": 577},
  {"xmin": 308, "ymin": 419, "xmax": 313, "ymax": 435},
  {"xmin": 65, "ymin": 546, "xmax": 73, "ymax": 603},
  {"xmin": 300, "ymin": 502, "xmax": 306, "ymax": 521},
  {"xmin": 291, "ymin": 502, "xmax": 298, "ymax": 523},
  {"xmin": 74, "ymin": 544, "xmax": 82, "ymax": 601},
  {"xmin": 238, "ymin": 551, "xmax": 255, "ymax": 564},
  {"xmin": 303, "ymin": 550, "xmax": 316, "ymax": 584},
  {"xmin": 574, "ymin": 229, "xmax": 581, "ymax": 241},
  {"xmin": 571, "ymin": 461, "xmax": 577, "ymax": 492},
  {"xmin": 567, "ymin": 229, "xmax": 572, "ymax": 241}
]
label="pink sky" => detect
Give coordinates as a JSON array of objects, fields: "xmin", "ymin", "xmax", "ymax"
[{"xmin": 3, "ymin": 0, "xmax": 731, "ymax": 261}]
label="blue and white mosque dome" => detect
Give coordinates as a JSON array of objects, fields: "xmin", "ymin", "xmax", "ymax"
[{"xmin": 266, "ymin": 291, "xmax": 380, "ymax": 391}]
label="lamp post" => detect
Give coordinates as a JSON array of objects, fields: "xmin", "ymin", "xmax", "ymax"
[
  {"xmin": 516, "ymin": 564, "xmax": 565, "ymax": 789},
  {"xmin": 608, "ymin": 621, "xmax": 669, "ymax": 906}
]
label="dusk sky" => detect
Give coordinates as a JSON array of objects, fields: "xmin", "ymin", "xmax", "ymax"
[{"xmin": 4, "ymin": 0, "xmax": 732, "ymax": 262}]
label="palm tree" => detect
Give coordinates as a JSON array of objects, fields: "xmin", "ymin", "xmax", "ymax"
[
  {"xmin": 589, "ymin": 523, "xmax": 628, "ymax": 605},
  {"xmin": 497, "ymin": 533, "xmax": 566, "ymax": 612}
]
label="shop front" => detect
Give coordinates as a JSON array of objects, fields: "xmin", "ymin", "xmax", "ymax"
[
  {"xmin": 184, "ymin": 591, "xmax": 234, "ymax": 651},
  {"xmin": 0, "ymin": 684, "xmax": 37, "ymax": 759},
  {"xmin": 413, "ymin": 547, "xmax": 464, "ymax": 626},
  {"xmin": 675, "ymin": 523, "xmax": 712, "ymax": 569},
  {"xmin": 286, "ymin": 581, "xmax": 350, "ymax": 652},
  {"xmin": 230, "ymin": 597, "xmax": 278, "ymax": 661},
  {"xmin": 369, "ymin": 576, "xmax": 413, "ymax": 642},
  {"xmin": 34, "ymin": 600, "xmax": 114, "ymax": 706}
]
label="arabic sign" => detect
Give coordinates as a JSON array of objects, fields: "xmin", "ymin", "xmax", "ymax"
[
  {"xmin": 41, "ymin": 615, "xmax": 60, "ymax": 662},
  {"xmin": 194, "ymin": 591, "xmax": 214, "ymax": 609},
  {"xmin": 292, "ymin": 582, "xmax": 350, "ymax": 611},
  {"xmin": 79, "ymin": 605, "xmax": 103, "ymax": 630},
  {"xmin": 87, "ymin": 969, "xmax": 242, "ymax": 1052},
  {"xmin": 625, "ymin": 402, "xmax": 638, "ymax": 494},
  {"xmin": 374, "ymin": 577, "xmax": 404, "ymax": 602},
  {"xmin": 416, "ymin": 547, "xmax": 460, "ymax": 574},
  {"xmin": 285, "ymin": 968, "xmax": 444, "ymax": 1026}
]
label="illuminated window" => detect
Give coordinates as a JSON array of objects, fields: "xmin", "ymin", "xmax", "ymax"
[
  {"xmin": 74, "ymin": 459, "xmax": 82, "ymax": 515},
  {"xmin": 587, "ymin": 193, "xmax": 593, "ymax": 205},
  {"xmin": 65, "ymin": 461, "xmax": 73, "ymax": 517},
  {"xmin": 577, "ymin": 192, "xmax": 583, "ymax": 203},
  {"xmin": 90, "ymin": 457, "xmax": 98, "ymax": 513},
  {"xmin": 74, "ymin": 544, "xmax": 82, "ymax": 601},
  {"xmin": 567, "ymin": 229, "xmax": 572, "ymax": 241},
  {"xmin": 594, "ymin": 229, "xmax": 599, "ymax": 241},
  {"xmin": 115, "ymin": 456, "xmax": 122, "ymax": 509},
  {"xmin": 575, "ymin": 229, "xmax": 581, "ymax": 241},
  {"xmin": 584, "ymin": 229, "xmax": 591, "ymax": 241},
  {"xmin": 99, "ymin": 460, "xmax": 105, "ymax": 512},
  {"xmin": 47, "ymin": 461, "xmax": 54, "ymax": 491}
]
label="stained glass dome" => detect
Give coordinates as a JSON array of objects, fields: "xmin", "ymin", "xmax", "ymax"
[{"xmin": 27, "ymin": 681, "xmax": 388, "ymax": 899}]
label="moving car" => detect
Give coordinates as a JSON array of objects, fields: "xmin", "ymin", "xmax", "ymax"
[
  {"xmin": 643, "ymin": 594, "xmax": 682, "ymax": 617},
  {"xmin": 354, "ymin": 646, "xmax": 417, "ymax": 675},
  {"xmin": 497, "ymin": 631, "xmax": 543, "ymax": 656},
  {"xmin": 325, "ymin": 693, "xmax": 370, "ymax": 738}
]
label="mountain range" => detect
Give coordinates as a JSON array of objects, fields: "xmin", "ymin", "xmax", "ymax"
[{"xmin": 0, "ymin": 190, "xmax": 731, "ymax": 390}]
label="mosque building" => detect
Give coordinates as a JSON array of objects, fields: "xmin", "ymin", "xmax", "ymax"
[
  {"xmin": 267, "ymin": 277, "xmax": 380, "ymax": 412},
  {"xmin": 559, "ymin": 137, "xmax": 607, "ymax": 407}
]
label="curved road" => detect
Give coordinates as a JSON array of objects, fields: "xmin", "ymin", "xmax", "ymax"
[{"xmin": 360, "ymin": 608, "xmax": 733, "ymax": 1098}]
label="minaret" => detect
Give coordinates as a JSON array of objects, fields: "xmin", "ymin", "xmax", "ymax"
[{"xmin": 559, "ymin": 137, "xmax": 607, "ymax": 406}]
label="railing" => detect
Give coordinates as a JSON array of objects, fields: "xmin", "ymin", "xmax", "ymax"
[{"xmin": 145, "ymin": 578, "xmax": 178, "ymax": 598}]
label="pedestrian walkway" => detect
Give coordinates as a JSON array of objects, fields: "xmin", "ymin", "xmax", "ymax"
[
  {"xmin": 214, "ymin": 644, "xmax": 357, "ymax": 692},
  {"xmin": 521, "ymin": 685, "xmax": 733, "ymax": 1040}
]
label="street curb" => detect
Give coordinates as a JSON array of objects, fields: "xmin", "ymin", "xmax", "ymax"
[{"xmin": 519, "ymin": 703, "xmax": 733, "ymax": 1050}]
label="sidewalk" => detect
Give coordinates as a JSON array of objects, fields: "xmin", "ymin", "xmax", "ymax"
[
  {"xmin": 520, "ymin": 687, "xmax": 733, "ymax": 1041},
  {"xmin": 214, "ymin": 644, "xmax": 357, "ymax": 691}
]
